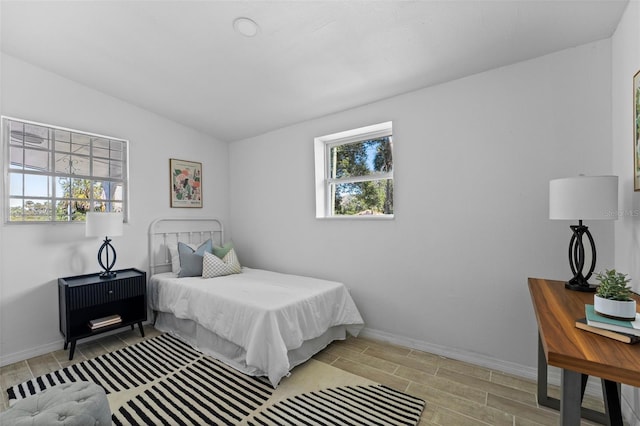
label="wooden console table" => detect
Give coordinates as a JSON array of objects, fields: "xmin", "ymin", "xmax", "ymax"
[{"xmin": 528, "ymin": 277, "xmax": 640, "ymax": 425}]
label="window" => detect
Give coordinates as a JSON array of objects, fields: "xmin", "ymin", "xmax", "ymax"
[
  {"xmin": 314, "ymin": 122, "xmax": 393, "ymax": 218},
  {"xmin": 2, "ymin": 117, "xmax": 128, "ymax": 223}
]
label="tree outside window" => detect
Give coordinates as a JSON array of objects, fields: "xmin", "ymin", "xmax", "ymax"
[
  {"xmin": 3, "ymin": 117, "xmax": 127, "ymax": 223},
  {"xmin": 315, "ymin": 121, "xmax": 393, "ymax": 218}
]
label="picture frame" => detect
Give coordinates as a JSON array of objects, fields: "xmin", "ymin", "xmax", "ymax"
[
  {"xmin": 635, "ymin": 70, "xmax": 640, "ymax": 191},
  {"xmin": 170, "ymin": 158, "xmax": 202, "ymax": 208}
]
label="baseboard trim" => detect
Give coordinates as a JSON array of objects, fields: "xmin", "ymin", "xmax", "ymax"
[
  {"xmin": 359, "ymin": 327, "xmax": 539, "ymax": 380},
  {"xmin": 360, "ymin": 327, "xmax": 637, "ymax": 423},
  {"xmin": 0, "ymin": 321, "xmax": 153, "ymax": 367},
  {"xmin": 0, "ymin": 340, "xmax": 62, "ymax": 367}
]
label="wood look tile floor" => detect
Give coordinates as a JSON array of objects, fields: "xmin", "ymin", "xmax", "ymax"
[{"xmin": 0, "ymin": 326, "xmax": 611, "ymax": 425}]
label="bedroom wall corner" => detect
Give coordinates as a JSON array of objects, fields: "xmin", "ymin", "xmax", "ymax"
[
  {"xmin": 228, "ymin": 39, "xmax": 614, "ymax": 384},
  {"xmin": 0, "ymin": 53, "xmax": 231, "ymax": 365},
  {"xmin": 611, "ymin": 0, "xmax": 640, "ymax": 422}
]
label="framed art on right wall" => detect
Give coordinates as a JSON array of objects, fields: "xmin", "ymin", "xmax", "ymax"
[{"xmin": 635, "ymin": 69, "xmax": 640, "ymax": 191}]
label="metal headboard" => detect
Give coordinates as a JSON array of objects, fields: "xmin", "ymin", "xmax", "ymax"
[{"xmin": 148, "ymin": 217, "xmax": 224, "ymax": 276}]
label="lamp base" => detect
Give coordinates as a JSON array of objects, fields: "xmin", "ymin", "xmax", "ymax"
[
  {"xmin": 564, "ymin": 222, "xmax": 597, "ymax": 292},
  {"xmin": 565, "ymin": 281, "xmax": 597, "ymax": 292},
  {"xmin": 97, "ymin": 237, "xmax": 117, "ymax": 279},
  {"xmin": 565, "ymin": 275, "xmax": 597, "ymax": 292},
  {"xmin": 99, "ymin": 271, "xmax": 117, "ymax": 279}
]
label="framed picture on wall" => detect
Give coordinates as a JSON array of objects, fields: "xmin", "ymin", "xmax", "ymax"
[
  {"xmin": 635, "ymin": 69, "xmax": 640, "ymax": 191},
  {"xmin": 170, "ymin": 158, "xmax": 202, "ymax": 207}
]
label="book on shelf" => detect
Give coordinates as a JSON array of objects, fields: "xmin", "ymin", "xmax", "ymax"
[
  {"xmin": 585, "ymin": 304, "xmax": 640, "ymax": 337},
  {"xmin": 89, "ymin": 314, "xmax": 122, "ymax": 330},
  {"xmin": 575, "ymin": 318, "xmax": 640, "ymax": 344}
]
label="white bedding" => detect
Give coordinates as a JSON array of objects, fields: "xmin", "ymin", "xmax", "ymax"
[{"xmin": 150, "ymin": 267, "xmax": 364, "ymax": 386}]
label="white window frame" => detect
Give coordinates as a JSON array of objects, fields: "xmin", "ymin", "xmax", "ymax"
[
  {"xmin": 314, "ymin": 121, "xmax": 393, "ymax": 219},
  {"xmin": 2, "ymin": 116, "xmax": 129, "ymax": 224}
]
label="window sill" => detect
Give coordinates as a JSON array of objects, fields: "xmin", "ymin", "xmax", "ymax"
[{"xmin": 316, "ymin": 215, "xmax": 394, "ymax": 220}]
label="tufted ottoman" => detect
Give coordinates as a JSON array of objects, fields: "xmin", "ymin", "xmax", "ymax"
[{"xmin": 0, "ymin": 381, "xmax": 111, "ymax": 425}]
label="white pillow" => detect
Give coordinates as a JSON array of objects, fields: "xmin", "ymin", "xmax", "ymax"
[
  {"xmin": 168, "ymin": 242, "xmax": 203, "ymax": 274},
  {"xmin": 202, "ymin": 249, "xmax": 242, "ymax": 278}
]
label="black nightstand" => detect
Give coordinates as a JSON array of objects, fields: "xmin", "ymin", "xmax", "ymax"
[{"xmin": 58, "ymin": 268, "xmax": 147, "ymax": 360}]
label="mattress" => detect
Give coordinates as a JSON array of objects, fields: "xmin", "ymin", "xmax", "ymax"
[{"xmin": 150, "ymin": 267, "xmax": 364, "ymax": 386}]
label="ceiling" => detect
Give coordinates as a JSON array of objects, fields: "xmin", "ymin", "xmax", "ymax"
[{"xmin": 0, "ymin": 0, "xmax": 629, "ymax": 142}]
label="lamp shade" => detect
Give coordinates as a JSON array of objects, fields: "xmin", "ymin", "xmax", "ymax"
[
  {"xmin": 86, "ymin": 212, "xmax": 123, "ymax": 237},
  {"xmin": 549, "ymin": 175, "xmax": 618, "ymax": 220}
]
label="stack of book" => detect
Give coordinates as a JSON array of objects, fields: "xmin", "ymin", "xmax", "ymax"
[
  {"xmin": 89, "ymin": 314, "xmax": 122, "ymax": 330},
  {"xmin": 575, "ymin": 304, "xmax": 640, "ymax": 344}
]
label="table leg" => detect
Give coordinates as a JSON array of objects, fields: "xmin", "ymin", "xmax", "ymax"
[
  {"xmin": 602, "ymin": 380, "xmax": 623, "ymax": 426},
  {"xmin": 538, "ymin": 335, "xmax": 559, "ymax": 409},
  {"xmin": 536, "ymin": 333, "xmax": 608, "ymax": 425},
  {"xmin": 137, "ymin": 322, "xmax": 145, "ymax": 337},
  {"xmin": 561, "ymin": 369, "xmax": 582, "ymax": 426}
]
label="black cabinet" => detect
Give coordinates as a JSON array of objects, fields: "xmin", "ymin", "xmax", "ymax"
[{"xmin": 58, "ymin": 268, "xmax": 147, "ymax": 360}]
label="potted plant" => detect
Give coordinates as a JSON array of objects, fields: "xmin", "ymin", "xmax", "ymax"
[{"xmin": 594, "ymin": 269, "xmax": 637, "ymax": 321}]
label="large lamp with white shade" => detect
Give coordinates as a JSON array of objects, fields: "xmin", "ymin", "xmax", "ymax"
[{"xmin": 549, "ymin": 175, "xmax": 618, "ymax": 292}]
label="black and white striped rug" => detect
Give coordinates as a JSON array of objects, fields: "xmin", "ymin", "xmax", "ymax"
[
  {"xmin": 7, "ymin": 334, "xmax": 425, "ymax": 425},
  {"xmin": 246, "ymin": 385, "xmax": 425, "ymax": 425}
]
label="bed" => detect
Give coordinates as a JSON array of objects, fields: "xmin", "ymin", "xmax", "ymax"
[{"xmin": 148, "ymin": 218, "xmax": 364, "ymax": 387}]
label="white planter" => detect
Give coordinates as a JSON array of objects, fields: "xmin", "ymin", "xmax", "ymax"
[{"xmin": 594, "ymin": 295, "xmax": 637, "ymax": 321}]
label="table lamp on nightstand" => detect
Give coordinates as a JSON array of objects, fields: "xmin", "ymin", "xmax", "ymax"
[
  {"xmin": 86, "ymin": 212, "xmax": 123, "ymax": 278},
  {"xmin": 549, "ymin": 175, "xmax": 618, "ymax": 292}
]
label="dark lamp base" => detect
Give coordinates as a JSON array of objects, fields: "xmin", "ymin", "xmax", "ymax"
[
  {"xmin": 564, "ymin": 222, "xmax": 598, "ymax": 293},
  {"xmin": 565, "ymin": 273, "xmax": 597, "ymax": 292},
  {"xmin": 565, "ymin": 282, "xmax": 597, "ymax": 292},
  {"xmin": 97, "ymin": 237, "xmax": 117, "ymax": 279},
  {"xmin": 99, "ymin": 271, "xmax": 117, "ymax": 279}
]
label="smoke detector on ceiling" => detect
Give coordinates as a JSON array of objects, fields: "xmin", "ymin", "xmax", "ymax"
[{"xmin": 233, "ymin": 17, "xmax": 259, "ymax": 37}]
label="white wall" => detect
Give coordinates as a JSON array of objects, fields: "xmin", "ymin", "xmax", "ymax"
[
  {"xmin": 2, "ymin": 24, "xmax": 633, "ymax": 420},
  {"xmin": 611, "ymin": 0, "xmax": 640, "ymax": 422},
  {"xmin": 0, "ymin": 53, "xmax": 230, "ymax": 364},
  {"xmin": 229, "ymin": 40, "xmax": 614, "ymax": 374}
]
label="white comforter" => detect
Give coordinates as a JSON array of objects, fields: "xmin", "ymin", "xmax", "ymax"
[{"xmin": 150, "ymin": 268, "xmax": 364, "ymax": 386}]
